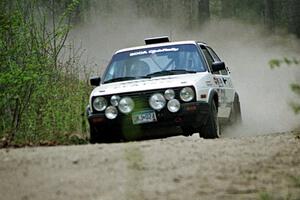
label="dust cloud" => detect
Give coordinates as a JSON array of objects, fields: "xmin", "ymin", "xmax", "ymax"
[
  {"xmin": 70, "ymin": 1, "xmax": 300, "ymax": 136},
  {"xmin": 198, "ymin": 20, "xmax": 300, "ymax": 136}
]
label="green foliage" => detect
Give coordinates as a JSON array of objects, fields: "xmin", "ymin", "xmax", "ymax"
[
  {"xmin": 269, "ymin": 57, "xmax": 300, "ymax": 115},
  {"xmin": 290, "ymin": 83, "xmax": 300, "ymax": 114},
  {"xmin": 259, "ymin": 192, "xmax": 273, "ymax": 200},
  {"xmin": 209, "ymin": 0, "xmax": 264, "ymax": 22},
  {"xmin": 209, "ymin": 0, "xmax": 300, "ymax": 37},
  {"xmin": 269, "ymin": 58, "xmax": 300, "ymax": 69},
  {"xmin": 289, "ymin": 175, "xmax": 300, "ymax": 188},
  {"xmin": 0, "ymin": 0, "xmax": 91, "ymax": 147}
]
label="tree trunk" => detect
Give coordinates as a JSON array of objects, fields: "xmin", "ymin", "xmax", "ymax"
[
  {"xmin": 221, "ymin": 0, "xmax": 234, "ymax": 18},
  {"xmin": 264, "ymin": 0, "xmax": 275, "ymax": 31},
  {"xmin": 288, "ymin": 0, "xmax": 300, "ymax": 37},
  {"xmin": 198, "ymin": 0, "xmax": 210, "ymax": 24}
]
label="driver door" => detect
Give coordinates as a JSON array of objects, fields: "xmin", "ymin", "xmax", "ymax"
[{"xmin": 201, "ymin": 45, "xmax": 235, "ymax": 119}]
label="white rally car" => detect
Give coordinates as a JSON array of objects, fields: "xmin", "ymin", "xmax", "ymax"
[{"xmin": 87, "ymin": 37, "xmax": 241, "ymax": 143}]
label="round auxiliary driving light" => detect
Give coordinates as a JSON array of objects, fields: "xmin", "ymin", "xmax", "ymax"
[
  {"xmin": 110, "ymin": 95, "xmax": 121, "ymax": 106},
  {"xmin": 167, "ymin": 99, "xmax": 181, "ymax": 113},
  {"xmin": 180, "ymin": 87, "xmax": 195, "ymax": 102},
  {"xmin": 149, "ymin": 93, "xmax": 166, "ymax": 110},
  {"xmin": 164, "ymin": 89, "xmax": 175, "ymax": 100},
  {"xmin": 118, "ymin": 97, "xmax": 135, "ymax": 114},
  {"xmin": 105, "ymin": 106, "xmax": 118, "ymax": 119},
  {"xmin": 93, "ymin": 97, "xmax": 107, "ymax": 111}
]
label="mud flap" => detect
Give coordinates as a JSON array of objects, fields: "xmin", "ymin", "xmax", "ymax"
[{"xmin": 218, "ymin": 105, "xmax": 231, "ymax": 123}]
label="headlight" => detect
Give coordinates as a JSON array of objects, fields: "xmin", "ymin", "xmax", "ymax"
[
  {"xmin": 105, "ymin": 106, "xmax": 118, "ymax": 119},
  {"xmin": 164, "ymin": 89, "xmax": 175, "ymax": 100},
  {"xmin": 167, "ymin": 99, "xmax": 181, "ymax": 113},
  {"xmin": 93, "ymin": 97, "xmax": 107, "ymax": 111},
  {"xmin": 110, "ymin": 95, "xmax": 121, "ymax": 106},
  {"xmin": 118, "ymin": 97, "xmax": 135, "ymax": 114},
  {"xmin": 180, "ymin": 87, "xmax": 194, "ymax": 102},
  {"xmin": 149, "ymin": 93, "xmax": 166, "ymax": 110}
]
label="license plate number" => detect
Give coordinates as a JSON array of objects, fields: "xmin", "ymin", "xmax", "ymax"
[{"xmin": 132, "ymin": 110, "xmax": 157, "ymax": 125}]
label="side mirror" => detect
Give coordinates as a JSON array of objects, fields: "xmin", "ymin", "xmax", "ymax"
[
  {"xmin": 212, "ymin": 61, "xmax": 226, "ymax": 72},
  {"xmin": 90, "ymin": 76, "xmax": 101, "ymax": 86}
]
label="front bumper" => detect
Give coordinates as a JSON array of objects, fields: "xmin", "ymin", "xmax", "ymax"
[{"xmin": 87, "ymin": 101, "xmax": 210, "ymax": 139}]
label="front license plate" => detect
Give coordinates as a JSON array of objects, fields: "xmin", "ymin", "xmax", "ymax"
[{"xmin": 132, "ymin": 110, "xmax": 157, "ymax": 125}]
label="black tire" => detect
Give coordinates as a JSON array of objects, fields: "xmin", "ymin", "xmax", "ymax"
[
  {"xmin": 89, "ymin": 125, "xmax": 101, "ymax": 144},
  {"xmin": 89, "ymin": 125, "xmax": 122, "ymax": 143},
  {"xmin": 89, "ymin": 125, "xmax": 111, "ymax": 144},
  {"xmin": 200, "ymin": 100, "xmax": 221, "ymax": 139},
  {"xmin": 86, "ymin": 107, "xmax": 101, "ymax": 144},
  {"xmin": 229, "ymin": 94, "xmax": 242, "ymax": 125}
]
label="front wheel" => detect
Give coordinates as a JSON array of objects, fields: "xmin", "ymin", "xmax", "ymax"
[
  {"xmin": 88, "ymin": 124, "xmax": 112, "ymax": 144},
  {"xmin": 89, "ymin": 125, "xmax": 101, "ymax": 144},
  {"xmin": 200, "ymin": 101, "xmax": 221, "ymax": 139}
]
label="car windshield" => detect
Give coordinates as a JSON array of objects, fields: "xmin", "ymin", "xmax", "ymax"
[{"xmin": 103, "ymin": 44, "xmax": 207, "ymax": 84}]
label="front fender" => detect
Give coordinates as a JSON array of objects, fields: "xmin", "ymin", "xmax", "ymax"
[{"xmin": 207, "ymin": 88, "xmax": 219, "ymax": 108}]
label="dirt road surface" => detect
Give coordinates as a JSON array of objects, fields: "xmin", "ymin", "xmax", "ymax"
[{"xmin": 0, "ymin": 132, "xmax": 300, "ymax": 200}]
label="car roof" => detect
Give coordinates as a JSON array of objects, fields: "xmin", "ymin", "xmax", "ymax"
[{"xmin": 115, "ymin": 40, "xmax": 207, "ymax": 54}]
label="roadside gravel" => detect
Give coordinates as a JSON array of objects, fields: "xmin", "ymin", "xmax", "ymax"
[{"xmin": 0, "ymin": 132, "xmax": 299, "ymax": 200}]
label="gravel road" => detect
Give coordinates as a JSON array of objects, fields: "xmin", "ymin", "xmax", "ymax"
[{"xmin": 0, "ymin": 132, "xmax": 300, "ymax": 200}]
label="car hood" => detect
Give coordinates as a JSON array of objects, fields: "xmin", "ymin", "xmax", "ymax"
[{"xmin": 91, "ymin": 73, "xmax": 209, "ymax": 97}]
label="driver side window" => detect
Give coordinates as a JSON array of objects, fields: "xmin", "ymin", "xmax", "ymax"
[
  {"xmin": 201, "ymin": 46, "xmax": 218, "ymax": 74},
  {"xmin": 201, "ymin": 45, "xmax": 228, "ymax": 75},
  {"xmin": 207, "ymin": 46, "xmax": 228, "ymax": 75}
]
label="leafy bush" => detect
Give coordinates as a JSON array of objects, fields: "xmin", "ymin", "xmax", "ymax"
[{"xmin": 0, "ymin": 0, "xmax": 91, "ymax": 147}]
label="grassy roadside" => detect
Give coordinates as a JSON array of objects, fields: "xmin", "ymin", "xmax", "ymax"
[
  {"xmin": 0, "ymin": 0, "xmax": 92, "ymax": 147},
  {"xmin": 0, "ymin": 132, "xmax": 88, "ymax": 148}
]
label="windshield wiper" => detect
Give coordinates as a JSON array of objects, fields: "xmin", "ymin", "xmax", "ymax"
[
  {"xmin": 146, "ymin": 69, "xmax": 197, "ymax": 77},
  {"xmin": 103, "ymin": 76, "xmax": 150, "ymax": 84},
  {"xmin": 169, "ymin": 69, "xmax": 197, "ymax": 74}
]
